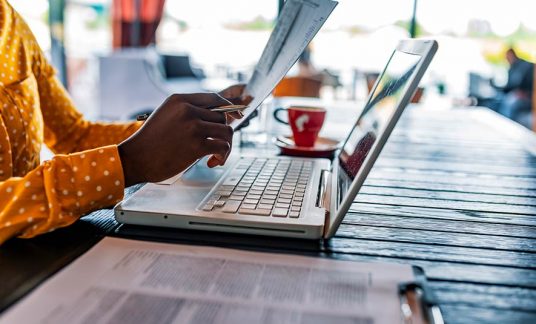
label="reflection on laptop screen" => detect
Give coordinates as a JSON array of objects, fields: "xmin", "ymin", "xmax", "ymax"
[{"xmin": 337, "ymin": 50, "xmax": 421, "ymax": 202}]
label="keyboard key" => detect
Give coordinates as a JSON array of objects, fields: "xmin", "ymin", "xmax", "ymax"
[
  {"xmin": 275, "ymin": 203, "xmax": 290, "ymax": 209},
  {"xmin": 294, "ymin": 197, "xmax": 303, "ymax": 202},
  {"xmin": 202, "ymin": 204, "xmax": 214, "ymax": 211},
  {"xmin": 291, "ymin": 206, "xmax": 301, "ymax": 212},
  {"xmin": 260, "ymin": 199, "xmax": 275, "ymax": 205},
  {"xmin": 229, "ymin": 195, "xmax": 245, "ymax": 201},
  {"xmin": 279, "ymin": 194, "xmax": 293, "ymax": 199},
  {"xmin": 244, "ymin": 199, "xmax": 259, "ymax": 205},
  {"xmin": 241, "ymin": 203, "xmax": 256, "ymax": 209},
  {"xmin": 277, "ymin": 198, "xmax": 291, "ymax": 204},
  {"xmin": 222, "ymin": 200, "xmax": 241, "ymax": 213},
  {"xmin": 262, "ymin": 194, "xmax": 277, "ymax": 200},
  {"xmin": 289, "ymin": 211, "xmax": 300, "ymax": 218},
  {"xmin": 246, "ymin": 194, "xmax": 262, "ymax": 200},
  {"xmin": 216, "ymin": 190, "xmax": 232, "ymax": 197},
  {"xmin": 214, "ymin": 200, "xmax": 226, "ymax": 207},
  {"xmin": 239, "ymin": 208, "xmax": 271, "ymax": 216},
  {"xmin": 272, "ymin": 208, "xmax": 288, "ymax": 217},
  {"xmin": 257, "ymin": 204, "xmax": 273, "ymax": 210},
  {"xmin": 224, "ymin": 176, "xmax": 243, "ymax": 186}
]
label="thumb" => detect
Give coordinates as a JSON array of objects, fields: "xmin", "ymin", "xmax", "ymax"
[{"xmin": 172, "ymin": 93, "xmax": 232, "ymax": 109}]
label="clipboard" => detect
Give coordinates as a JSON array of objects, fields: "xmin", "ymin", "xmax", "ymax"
[{"xmin": 399, "ymin": 266, "xmax": 445, "ymax": 324}]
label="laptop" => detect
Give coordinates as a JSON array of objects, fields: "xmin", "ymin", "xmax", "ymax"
[{"xmin": 114, "ymin": 39, "xmax": 438, "ymax": 239}]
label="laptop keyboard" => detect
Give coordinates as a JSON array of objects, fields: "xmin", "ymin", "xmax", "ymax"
[{"xmin": 201, "ymin": 158, "xmax": 313, "ymax": 218}]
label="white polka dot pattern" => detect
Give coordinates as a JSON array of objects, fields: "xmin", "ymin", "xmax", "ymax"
[{"xmin": 0, "ymin": 1, "xmax": 141, "ymax": 245}]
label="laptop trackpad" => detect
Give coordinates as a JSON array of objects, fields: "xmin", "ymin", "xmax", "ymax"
[{"xmin": 180, "ymin": 159, "xmax": 227, "ymax": 186}]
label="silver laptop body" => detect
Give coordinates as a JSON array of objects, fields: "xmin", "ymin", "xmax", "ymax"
[{"xmin": 115, "ymin": 39, "xmax": 438, "ymax": 239}]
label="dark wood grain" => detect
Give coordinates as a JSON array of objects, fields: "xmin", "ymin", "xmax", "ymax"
[
  {"xmin": 354, "ymin": 193, "xmax": 536, "ymax": 215},
  {"xmin": 429, "ymin": 281, "xmax": 536, "ymax": 312},
  {"xmin": 1, "ymin": 108, "xmax": 535, "ymax": 323},
  {"xmin": 368, "ymin": 169, "xmax": 536, "ymax": 191},
  {"xmin": 343, "ymin": 213, "xmax": 536, "ymax": 238},
  {"xmin": 359, "ymin": 186, "xmax": 536, "ymax": 206},
  {"xmin": 350, "ymin": 203, "xmax": 536, "ymax": 226}
]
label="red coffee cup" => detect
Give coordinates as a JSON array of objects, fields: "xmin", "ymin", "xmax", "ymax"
[{"xmin": 274, "ymin": 106, "xmax": 326, "ymax": 147}]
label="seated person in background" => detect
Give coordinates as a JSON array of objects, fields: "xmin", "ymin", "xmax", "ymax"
[
  {"xmin": 0, "ymin": 0, "xmax": 244, "ymax": 245},
  {"xmin": 491, "ymin": 48, "xmax": 534, "ymax": 126}
]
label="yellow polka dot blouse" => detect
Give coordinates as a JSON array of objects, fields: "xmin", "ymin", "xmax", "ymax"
[{"xmin": 0, "ymin": 0, "xmax": 141, "ymax": 245}]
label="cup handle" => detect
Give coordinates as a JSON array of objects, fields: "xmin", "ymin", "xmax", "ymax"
[{"xmin": 273, "ymin": 107, "xmax": 289, "ymax": 125}]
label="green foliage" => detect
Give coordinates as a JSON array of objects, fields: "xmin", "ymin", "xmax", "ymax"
[
  {"xmin": 225, "ymin": 16, "xmax": 274, "ymax": 31},
  {"xmin": 394, "ymin": 19, "xmax": 426, "ymax": 36}
]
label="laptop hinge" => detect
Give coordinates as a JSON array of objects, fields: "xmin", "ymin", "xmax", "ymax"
[{"xmin": 316, "ymin": 169, "xmax": 332, "ymax": 212}]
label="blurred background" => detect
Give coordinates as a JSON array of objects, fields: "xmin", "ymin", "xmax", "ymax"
[{"xmin": 12, "ymin": 0, "xmax": 536, "ymax": 129}]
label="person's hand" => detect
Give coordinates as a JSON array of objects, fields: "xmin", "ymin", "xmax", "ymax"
[
  {"xmin": 218, "ymin": 83, "xmax": 253, "ymax": 105},
  {"xmin": 218, "ymin": 83, "xmax": 254, "ymax": 121},
  {"xmin": 118, "ymin": 93, "xmax": 234, "ymax": 186}
]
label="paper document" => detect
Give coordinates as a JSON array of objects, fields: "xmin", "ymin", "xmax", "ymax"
[
  {"xmin": 232, "ymin": 0, "xmax": 338, "ymax": 130},
  {"xmin": 0, "ymin": 238, "xmax": 413, "ymax": 324}
]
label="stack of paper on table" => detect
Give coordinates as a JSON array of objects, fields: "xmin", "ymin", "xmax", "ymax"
[{"xmin": 0, "ymin": 237, "xmax": 417, "ymax": 324}]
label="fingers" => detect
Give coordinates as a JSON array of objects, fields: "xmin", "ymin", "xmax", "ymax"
[
  {"xmin": 201, "ymin": 123, "xmax": 233, "ymax": 165},
  {"xmin": 225, "ymin": 111, "xmax": 244, "ymax": 124},
  {"xmin": 190, "ymin": 104, "xmax": 227, "ymax": 124},
  {"xmin": 171, "ymin": 92, "xmax": 231, "ymax": 109},
  {"xmin": 200, "ymin": 139, "xmax": 231, "ymax": 163},
  {"xmin": 219, "ymin": 84, "xmax": 246, "ymax": 102},
  {"xmin": 207, "ymin": 155, "xmax": 224, "ymax": 168},
  {"xmin": 201, "ymin": 122, "xmax": 233, "ymax": 144}
]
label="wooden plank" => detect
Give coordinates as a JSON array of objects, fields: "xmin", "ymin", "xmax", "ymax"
[
  {"xmin": 337, "ymin": 224, "xmax": 536, "ymax": 254},
  {"xmin": 381, "ymin": 150, "xmax": 536, "ymax": 167},
  {"xmin": 429, "ymin": 281, "xmax": 536, "ymax": 312},
  {"xmin": 363, "ymin": 179, "xmax": 536, "ymax": 198},
  {"xmin": 388, "ymin": 134, "xmax": 528, "ymax": 151},
  {"xmin": 353, "ymin": 193, "xmax": 536, "ymax": 215},
  {"xmin": 375, "ymin": 158, "xmax": 536, "ymax": 177},
  {"xmin": 349, "ymin": 203, "xmax": 536, "ymax": 227},
  {"xmin": 329, "ymin": 232, "xmax": 536, "ymax": 267},
  {"xmin": 359, "ymin": 186, "xmax": 536, "ymax": 207},
  {"xmin": 440, "ymin": 306, "xmax": 535, "ymax": 324},
  {"xmin": 367, "ymin": 169, "xmax": 536, "ymax": 191},
  {"xmin": 440, "ymin": 305, "xmax": 536, "ymax": 324},
  {"xmin": 382, "ymin": 143, "xmax": 536, "ymax": 163},
  {"xmin": 343, "ymin": 213, "xmax": 536, "ymax": 239},
  {"xmin": 329, "ymin": 253, "xmax": 536, "ymax": 288}
]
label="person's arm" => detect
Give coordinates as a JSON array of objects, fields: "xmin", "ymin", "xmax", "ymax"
[
  {"xmin": 27, "ymin": 43, "xmax": 140, "ymax": 153},
  {"xmin": 0, "ymin": 143, "xmax": 125, "ymax": 245},
  {"xmin": 0, "ymin": 93, "xmax": 235, "ymax": 246}
]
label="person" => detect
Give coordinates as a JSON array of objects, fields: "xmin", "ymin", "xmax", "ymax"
[
  {"xmin": 0, "ymin": 0, "xmax": 246, "ymax": 245},
  {"xmin": 492, "ymin": 48, "xmax": 534, "ymax": 126}
]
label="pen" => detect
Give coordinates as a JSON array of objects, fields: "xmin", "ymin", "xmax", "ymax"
[{"xmin": 136, "ymin": 105, "xmax": 248, "ymax": 121}]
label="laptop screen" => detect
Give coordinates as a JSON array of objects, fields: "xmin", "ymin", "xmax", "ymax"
[{"xmin": 336, "ymin": 50, "xmax": 422, "ymax": 204}]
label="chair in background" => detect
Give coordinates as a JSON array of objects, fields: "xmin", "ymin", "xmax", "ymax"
[
  {"xmin": 273, "ymin": 76, "xmax": 322, "ymax": 98},
  {"xmin": 98, "ymin": 48, "xmax": 206, "ymax": 120}
]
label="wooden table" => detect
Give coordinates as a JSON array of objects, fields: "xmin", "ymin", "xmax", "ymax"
[{"xmin": 1, "ymin": 106, "xmax": 535, "ymax": 324}]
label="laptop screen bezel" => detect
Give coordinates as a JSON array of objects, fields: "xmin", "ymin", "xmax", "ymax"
[{"xmin": 325, "ymin": 39, "xmax": 438, "ymax": 238}]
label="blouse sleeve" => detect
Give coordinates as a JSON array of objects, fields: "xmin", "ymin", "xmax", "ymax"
[
  {"xmin": 32, "ymin": 49, "xmax": 141, "ymax": 154},
  {"xmin": 0, "ymin": 145, "xmax": 125, "ymax": 245}
]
